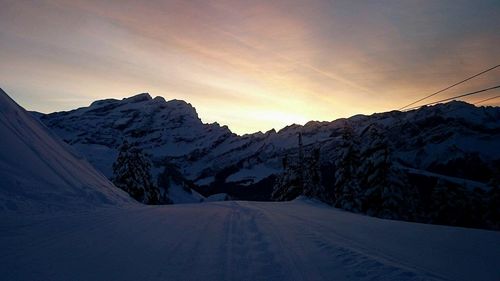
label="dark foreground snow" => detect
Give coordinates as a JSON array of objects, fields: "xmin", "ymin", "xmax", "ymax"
[{"xmin": 1, "ymin": 198, "xmax": 499, "ymax": 281}]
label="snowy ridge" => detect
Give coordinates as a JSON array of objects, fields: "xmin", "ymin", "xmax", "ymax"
[
  {"xmin": 38, "ymin": 94, "xmax": 500, "ymax": 203},
  {"xmin": 0, "ymin": 88, "xmax": 134, "ymax": 213}
]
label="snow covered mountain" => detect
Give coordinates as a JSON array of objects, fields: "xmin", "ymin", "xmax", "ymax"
[
  {"xmin": 36, "ymin": 92, "xmax": 500, "ymax": 228},
  {"xmin": 38, "ymin": 93, "xmax": 500, "ymax": 196},
  {"xmin": 1, "ymin": 90, "xmax": 499, "ymax": 280},
  {"xmin": 0, "ymin": 88, "xmax": 134, "ymax": 213}
]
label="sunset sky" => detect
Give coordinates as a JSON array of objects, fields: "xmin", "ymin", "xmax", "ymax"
[{"xmin": 1, "ymin": 0, "xmax": 499, "ymax": 134}]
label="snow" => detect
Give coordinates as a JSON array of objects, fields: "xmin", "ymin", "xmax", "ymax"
[
  {"xmin": 112, "ymin": 116, "xmax": 134, "ymax": 128},
  {"xmin": 1, "ymin": 199, "xmax": 499, "ymax": 281},
  {"xmin": 167, "ymin": 182, "xmax": 204, "ymax": 204},
  {"xmin": 72, "ymin": 143, "xmax": 117, "ymax": 178},
  {"xmin": 404, "ymin": 167, "xmax": 488, "ymax": 191},
  {"xmin": 226, "ymin": 163, "xmax": 278, "ymax": 184},
  {"xmin": 38, "ymin": 92, "xmax": 500, "ymax": 203},
  {"xmin": 195, "ymin": 176, "xmax": 215, "ymax": 186},
  {"xmin": 1, "ymin": 89, "xmax": 499, "ymax": 280},
  {"xmin": 0, "ymin": 88, "xmax": 134, "ymax": 213},
  {"xmin": 204, "ymin": 193, "xmax": 230, "ymax": 202}
]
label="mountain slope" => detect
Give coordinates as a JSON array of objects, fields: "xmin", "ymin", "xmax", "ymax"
[
  {"xmin": 1, "ymin": 90, "xmax": 498, "ymax": 280},
  {"xmin": 0, "ymin": 88, "xmax": 134, "ymax": 213},
  {"xmin": 38, "ymin": 93, "xmax": 219, "ymax": 203},
  {"xmin": 38, "ymin": 93, "xmax": 500, "ymax": 201},
  {"xmin": 1, "ymin": 198, "xmax": 499, "ymax": 281}
]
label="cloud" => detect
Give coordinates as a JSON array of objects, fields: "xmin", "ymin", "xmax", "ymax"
[{"xmin": 1, "ymin": 0, "xmax": 499, "ymax": 134}]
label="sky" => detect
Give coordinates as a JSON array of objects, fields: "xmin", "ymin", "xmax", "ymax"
[{"xmin": 1, "ymin": 0, "xmax": 499, "ymax": 134}]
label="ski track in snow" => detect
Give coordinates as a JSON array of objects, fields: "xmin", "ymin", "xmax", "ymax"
[
  {"xmin": 1, "ymin": 200, "xmax": 499, "ymax": 281},
  {"xmin": 241, "ymin": 202, "xmax": 443, "ymax": 281}
]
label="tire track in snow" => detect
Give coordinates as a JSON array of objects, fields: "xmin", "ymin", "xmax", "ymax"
[
  {"xmin": 245, "ymin": 202, "xmax": 447, "ymax": 281},
  {"xmin": 231, "ymin": 201, "xmax": 323, "ymax": 281},
  {"xmin": 148, "ymin": 205, "xmax": 229, "ymax": 280},
  {"xmin": 224, "ymin": 202, "xmax": 286, "ymax": 281},
  {"xmin": 305, "ymin": 229, "xmax": 443, "ymax": 281}
]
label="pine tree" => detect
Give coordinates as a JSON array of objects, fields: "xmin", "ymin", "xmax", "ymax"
[
  {"xmin": 359, "ymin": 125, "xmax": 417, "ymax": 219},
  {"xmin": 485, "ymin": 178, "xmax": 500, "ymax": 229},
  {"xmin": 430, "ymin": 179, "xmax": 470, "ymax": 226},
  {"xmin": 272, "ymin": 132, "xmax": 325, "ymax": 201},
  {"xmin": 157, "ymin": 161, "xmax": 189, "ymax": 204},
  {"xmin": 334, "ymin": 124, "xmax": 362, "ymax": 212},
  {"xmin": 303, "ymin": 146, "xmax": 322, "ymax": 198},
  {"xmin": 272, "ymin": 154, "xmax": 303, "ymax": 201},
  {"xmin": 112, "ymin": 141, "xmax": 161, "ymax": 204}
]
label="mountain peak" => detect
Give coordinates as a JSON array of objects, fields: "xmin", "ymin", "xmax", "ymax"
[
  {"xmin": 120, "ymin": 94, "xmax": 199, "ymax": 119},
  {"xmin": 164, "ymin": 99, "xmax": 194, "ymax": 109},
  {"xmin": 152, "ymin": 96, "xmax": 166, "ymax": 103},
  {"xmin": 0, "ymin": 88, "xmax": 13, "ymax": 112},
  {"xmin": 123, "ymin": 93, "xmax": 152, "ymax": 103},
  {"xmin": 163, "ymin": 99, "xmax": 199, "ymax": 119}
]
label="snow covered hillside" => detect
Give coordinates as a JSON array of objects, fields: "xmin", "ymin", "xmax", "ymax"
[
  {"xmin": 1, "ymin": 198, "xmax": 499, "ymax": 281},
  {"xmin": 38, "ymin": 94, "xmax": 500, "ymax": 201},
  {"xmin": 0, "ymin": 88, "xmax": 134, "ymax": 213},
  {"xmin": 1, "ymin": 89, "xmax": 499, "ymax": 281},
  {"xmin": 37, "ymin": 93, "xmax": 500, "ymax": 222}
]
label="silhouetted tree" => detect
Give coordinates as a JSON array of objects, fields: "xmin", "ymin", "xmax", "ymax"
[
  {"xmin": 112, "ymin": 141, "xmax": 161, "ymax": 204},
  {"xmin": 272, "ymin": 154, "xmax": 303, "ymax": 201},
  {"xmin": 485, "ymin": 178, "xmax": 500, "ymax": 229},
  {"xmin": 334, "ymin": 124, "xmax": 362, "ymax": 212},
  {"xmin": 359, "ymin": 125, "xmax": 418, "ymax": 219}
]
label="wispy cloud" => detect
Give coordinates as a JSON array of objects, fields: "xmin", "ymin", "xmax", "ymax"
[{"xmin": 1, "ymin": 0, "xmax": 499, "ymax": 134}]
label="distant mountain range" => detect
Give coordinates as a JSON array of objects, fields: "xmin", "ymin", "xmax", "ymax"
[{"xmin": 36, "ymin": 93, "xmax": 500, "ymax": 206}]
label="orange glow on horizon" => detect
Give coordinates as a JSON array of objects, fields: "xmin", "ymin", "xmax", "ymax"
[{"xmin": 1, "ymin": 0, "xmax": 499, "ymax": 134}]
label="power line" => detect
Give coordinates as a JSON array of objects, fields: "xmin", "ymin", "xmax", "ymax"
[
  {"xmin": 403, "ymin": 85, "xmax": 500, "ymax": 111},
  {"xmin": 398, "ymin": 64, "xmax": 500, "ymax": 110},
  {"xmin": 439, "ymin": 94, "xmax": 500, "ymax": 116},
  {"xmin": 474, "ymin": 95, "xmax": 500, "ymax": 105}
]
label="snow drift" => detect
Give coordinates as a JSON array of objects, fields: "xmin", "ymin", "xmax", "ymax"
[{"xmin": 0, "ymin": 88, "xmax": 134, "ymax": 213}]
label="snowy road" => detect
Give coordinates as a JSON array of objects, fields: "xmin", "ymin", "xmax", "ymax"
[{"xmin": 1, "ymin": 199, "xmax": 499, "ymax": 281}]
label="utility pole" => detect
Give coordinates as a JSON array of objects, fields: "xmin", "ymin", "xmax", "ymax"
[
  {"xmin": 298, "ymin": 132, "xmax": 303, "ymax": 163},
  {"xmin": 298, "ymin": 132, "xmax": 304, "ymax": 191}
]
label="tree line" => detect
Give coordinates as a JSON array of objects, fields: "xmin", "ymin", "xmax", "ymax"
[{"xmin": 272, "ymin": 125, "xmax": 500, "ymax": 230}]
